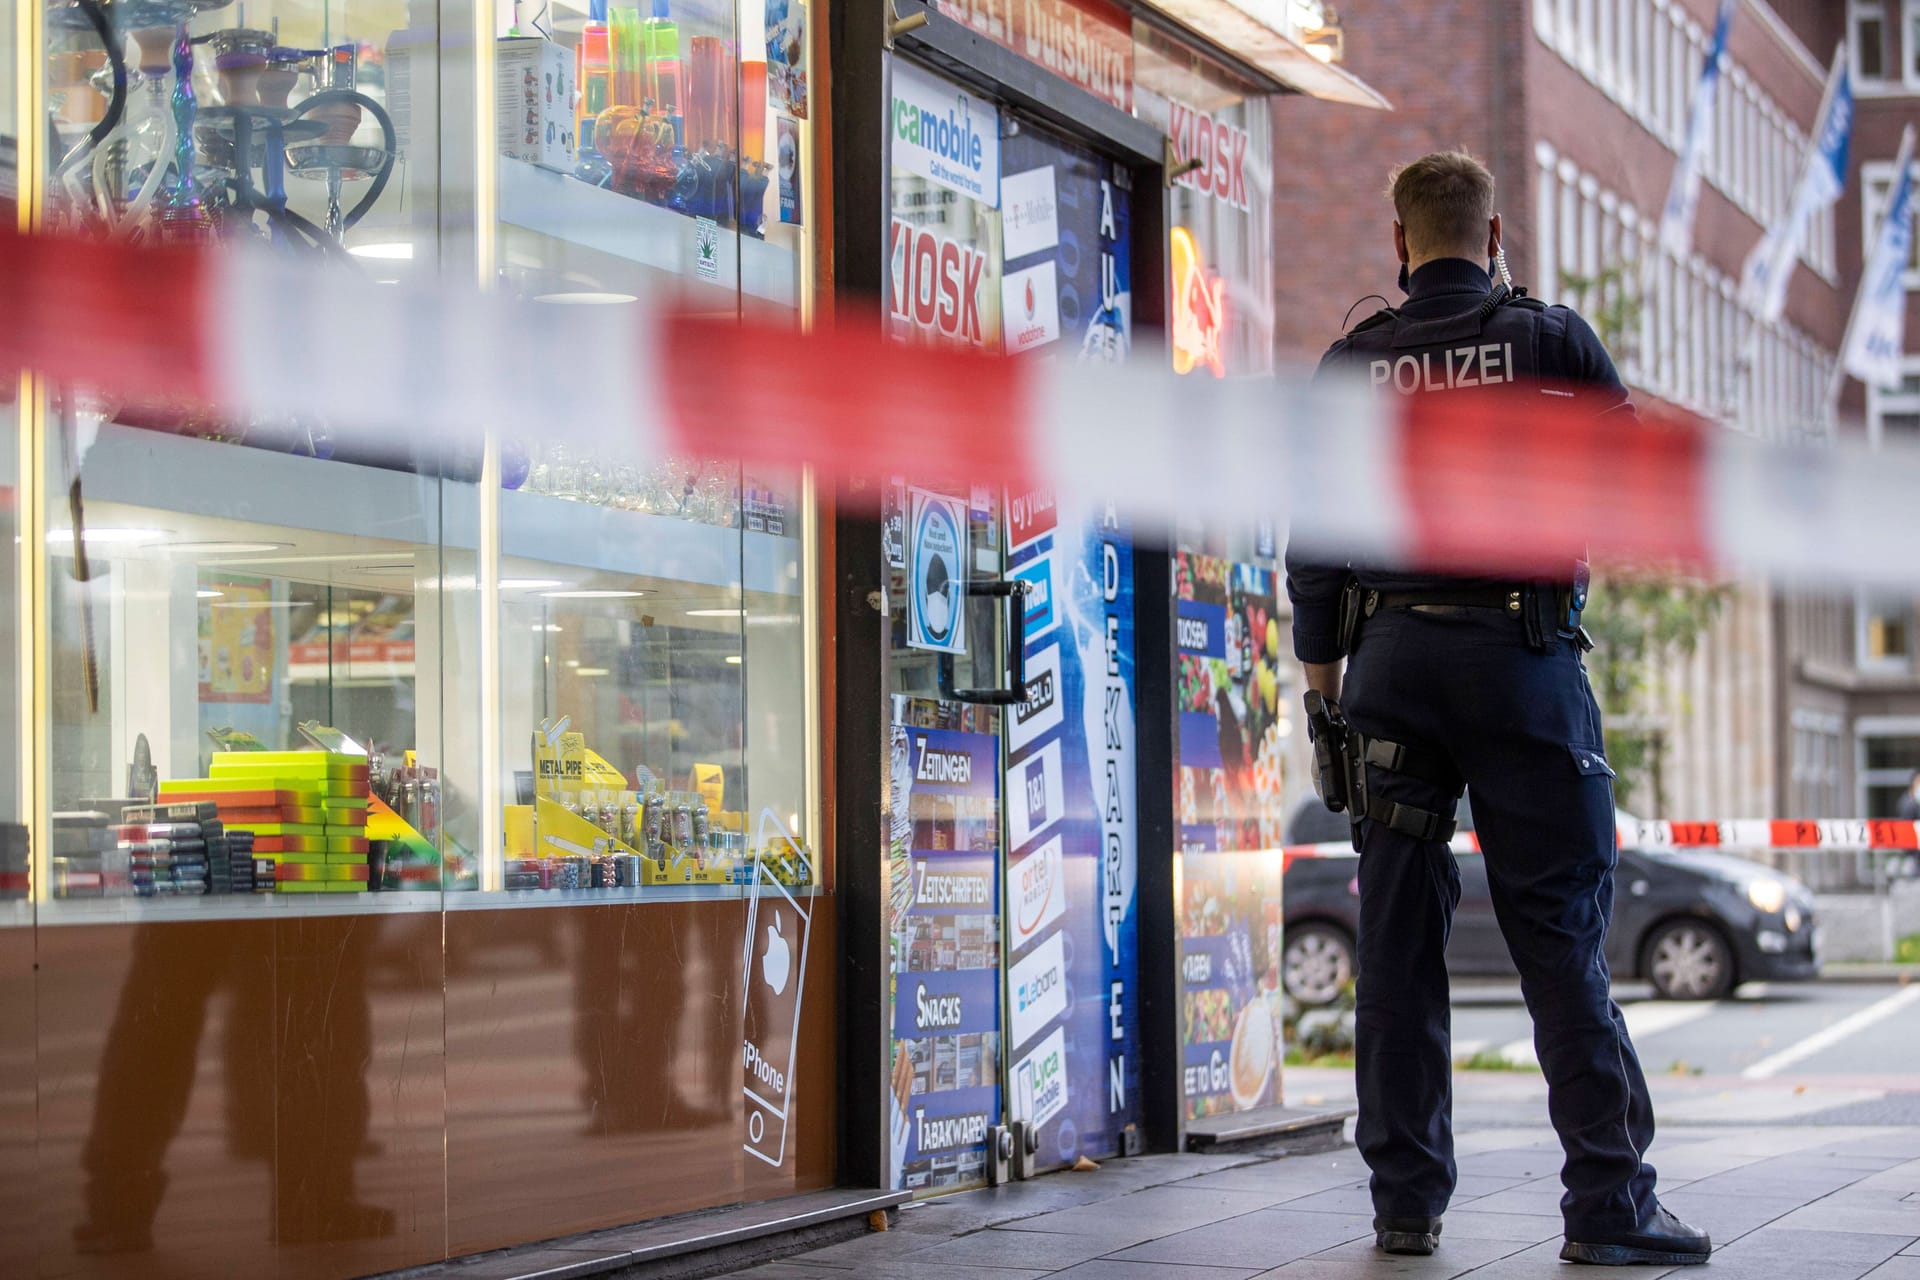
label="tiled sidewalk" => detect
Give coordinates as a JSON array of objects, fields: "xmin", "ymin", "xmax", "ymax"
[{"xmin": 720, "ymin": 1123, "xmax": 1920, "ymax": 1279}]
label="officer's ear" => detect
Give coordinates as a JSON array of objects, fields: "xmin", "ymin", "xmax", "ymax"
[
  {"xmin": 1393, "ymin": 221, "xmax": 1409, "ymax": 265},
  {"xmin": 1486, "ymin": 212, "xmax": 1503, "ymax": 260}
]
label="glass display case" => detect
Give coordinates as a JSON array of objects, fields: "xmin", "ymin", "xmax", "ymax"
[{"xmin": 24, "ymin": 0, "xmax": 821, "ymax": 919}]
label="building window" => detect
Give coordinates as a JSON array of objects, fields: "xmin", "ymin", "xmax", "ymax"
[
  {"xmin": 1850, "ymin": 0, "xmax": 1889, "ymax": 83},
  {"xmin": 1792, "ymin": 710, "xmax": 1844, "ymax": 817},
  {"xmin": 1869, "ymin": 357, "xmax": 1920, "ymax": 449},
  {"xmin": 1909, "ymin": 2, "xmax": 1920, "ymax": 88},
  {"xmin": 1858, "ymin": 593, "xmax": 1916, "ymax": 671},
  {"xmin": 1862, "ymin": 162, "xmax": 1920, "ymax": 289},
  {"xmin": 1858, "ymin": 719, "xmax": 1920, "ymax": 817}
]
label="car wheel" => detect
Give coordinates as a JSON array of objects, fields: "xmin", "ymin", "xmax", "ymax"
[
  {"xmin": 1284, "ymin": 923, "xmax": 1355, "ymax": 1006},
  {"xmin": 1643, "ymin": 919, "xmax": 1734, "ymax": 1001}
]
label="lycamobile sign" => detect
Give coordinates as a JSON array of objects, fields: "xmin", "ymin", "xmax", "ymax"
[{"xmin": 891, "ymin": 61, "xmax": 1000, "ymax": 207}]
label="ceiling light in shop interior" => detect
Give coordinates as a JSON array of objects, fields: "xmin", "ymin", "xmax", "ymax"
[
  {"xmin": 533, "ymin": 291, "xmax": 639, "ymax": 305},
  {"xmin": 197, "ymin": 589, "xmax": 224, "ymax": 599},
  {"xmin": 47, "ymin": 527, "xmax": 167, "ymax": 545},
  {"xmin": 687, "ymin": 608, "xmax": 745, "ymax": 618},
  {"xmin": 348, "ymin": 242, "xmax": 415, "ymax": 260},
  {"xmin": 725, "ymin": 655, "xmax": 743, "ymax": 664},
  {"xmin": 501, "ymin": 578, "xmax": 566, "ymax": 590},
  {"xmin": 532, "ymin": 623, "xmax": 564, "ymax": 632},
  {"xmin": 541, "ymin": 588, "xmax": 649, "ymax": 599},
  {"xmin": 166, "ymin": 540, "xmax": 293, "ymax": 555},
  {"xmin": 574, "ymin": 667, "xmax": 611, "ymax": 677}
]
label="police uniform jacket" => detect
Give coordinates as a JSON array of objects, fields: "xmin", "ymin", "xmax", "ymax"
[{"xmin": 1286, "ymin": 258, "xmax": 1631, "ymax": 664}]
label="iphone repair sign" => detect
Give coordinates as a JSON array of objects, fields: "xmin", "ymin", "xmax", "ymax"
[{"xmin": 742, "ymin": 835, "xmax": 813, "ymax": 1168}]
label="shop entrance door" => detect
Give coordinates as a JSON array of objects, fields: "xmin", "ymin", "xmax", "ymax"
[{"xmin": 883, "ymin": 57, "xmax": 1144, "ymax": 1195}]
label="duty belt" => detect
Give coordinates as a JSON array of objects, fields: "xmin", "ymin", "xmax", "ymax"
[
  {"xmin": 1365, "ymin": 585, "xmax": 1523, "ymax": 616},
  {"xmin": 1362, "ymin": 583, "xmax": 1594, "ymax": 653}
]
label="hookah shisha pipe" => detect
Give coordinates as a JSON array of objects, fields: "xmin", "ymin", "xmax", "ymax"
[
  {"xmin": 285, "ymin": 45, "xmax": 397, "ymax": 242},
  {"xmin": 159, "ymin": 22, "xmax": 214, "ymax": 242}
]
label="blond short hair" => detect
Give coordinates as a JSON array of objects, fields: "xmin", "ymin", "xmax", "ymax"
[{"xmin": 1388, "ymin": 150, "xmax": 1495, "ymax": 259}]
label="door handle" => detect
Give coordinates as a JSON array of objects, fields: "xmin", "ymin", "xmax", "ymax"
[{"xmin": 939, "ymin": 580, "xmax": 1030, "ymax": 706}]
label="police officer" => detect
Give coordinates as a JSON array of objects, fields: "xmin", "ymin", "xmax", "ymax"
[{"xmin": 1286, "ymin": 151, "xmax": 1710, "ymax": 1268}]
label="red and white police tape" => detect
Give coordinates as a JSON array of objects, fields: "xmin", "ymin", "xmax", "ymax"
[
  {"xmin": 1280, "ymin": 817, "xmax": 1920, "ymax": 861},
  {"xmin": 6, "ymin": 222, "xmax": 1920, "ymax": 587}
]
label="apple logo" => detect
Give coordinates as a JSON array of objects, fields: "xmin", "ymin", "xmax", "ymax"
[{"xmin": 761, "ymin": 912, "xmax": 791, "ymax": 996}]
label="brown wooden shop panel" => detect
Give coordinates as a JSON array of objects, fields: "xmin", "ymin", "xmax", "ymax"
[
  {"xmin": 0, "ymin": 923, "xmax": 36, "ymax": 1280},
  {"xmin": 32, "ymin": 912, "xmax": 449, "ymax": 1280},
  {"xmin": 35, "ymin": 919, "xmax": 281, "ymax": 1280},
  {"xmin": 446, "ymin": 899, "xmax": 838, "ymax": 1256},
  {"xmin": 272, "ymin": 912, "xmax": 448, "ymax": 1280}
]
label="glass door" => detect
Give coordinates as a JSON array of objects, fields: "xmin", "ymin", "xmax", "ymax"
[{"xmin": 882, "ymin": 58, "xmax": 1143, "ymax": 1195}]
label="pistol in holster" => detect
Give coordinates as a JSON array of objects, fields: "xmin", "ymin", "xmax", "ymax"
[{"xmin": 1303, "ymin": 690, "xmax": 1366, "ymax": 848}]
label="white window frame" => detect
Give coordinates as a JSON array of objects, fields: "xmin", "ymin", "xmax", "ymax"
[
  {"xmin": 1848, "ymin": 0, "xmax": 1891, "ymax": 86},
  {"xmin": 1867, "ymin": 354, "xmax": 1920, "ymax": 451},
  {"xmin": 1908, "ymin": 1, "xmax": 1920, "ymax": 91},
  {"xmin": 1862, "ymin": 159, "xmax": 1920, "ymax": 293},
  {"xmin": 1856, "ymin": 716, "xmax": 1920, "ymax": 819},
  {"xmin": 1536, "ymin": 141, "xmax": 1560, "ymax": 306}
]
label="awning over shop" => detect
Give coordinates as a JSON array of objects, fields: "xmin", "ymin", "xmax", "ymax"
[{"xmin": 1142, "ymin": 0, "xmax": 1391, "ymax": 109}]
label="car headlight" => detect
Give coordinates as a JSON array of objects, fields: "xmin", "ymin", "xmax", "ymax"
[{"xmin": 1746, "ymin": 878, "xmax": 1787, "ymax": 914}]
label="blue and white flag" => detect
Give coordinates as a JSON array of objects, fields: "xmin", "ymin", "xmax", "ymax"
[
  {"xmin": 1739, "ymin": 47, "xmax": 1854, "ymax": 322},
  {"xmin": 1659, "ymin": 0, "xmax": 1737, "ymax": 259},
  {"xmin": 1842, "ymin": 125, "xmax": 1915, "ymax": 391}
]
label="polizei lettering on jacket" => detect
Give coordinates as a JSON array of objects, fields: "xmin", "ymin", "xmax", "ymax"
[
  {"xmin": 914, "ymin": 1106, "xmax": 989, "ymax": 1154},
  {"xmin": 1368, "ymin": 343, "xmax": 1516, "ymax": 395},
  {"xmin": 914, "ymin": 740, "xmax": 974, "ymax": 785}
]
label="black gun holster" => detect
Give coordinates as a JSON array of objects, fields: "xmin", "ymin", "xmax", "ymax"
[{"xmin": 1302, "ymin": 691, "xmax": 1462, "ymax": 851}]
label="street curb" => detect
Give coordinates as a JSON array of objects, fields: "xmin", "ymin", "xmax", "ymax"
[{"xmin": 1816, "ymin": 964, "xmax": 1919, "ymax": 982}]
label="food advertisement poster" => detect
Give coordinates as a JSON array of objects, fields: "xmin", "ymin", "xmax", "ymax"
[
  {"xmin": 198, "ymin": 576, "xmax": 275, "ymax": 704},
  {"xmin": 886, "ymin": 716, "xmax": 1002, "ymax": 1193},
  {"xmin": 1179, "ymin": 849, "xmax": 1282, "ymax": 1118},
  {"xmin": 1002, "ymin": 486, "xmax": 1140, "ymax": 1172},
  {"xmin": 1176, "ymin": 553, "xmax": 1287, "ymax": 851},
  {"xmin": 1175, "ymin": 552, "xmax": 1287, "ymax": 1119}
]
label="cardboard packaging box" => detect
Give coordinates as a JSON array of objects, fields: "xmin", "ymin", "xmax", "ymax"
[{"xmin": 497, "ymin": 37, "xmax": 575, "ymax": 172}]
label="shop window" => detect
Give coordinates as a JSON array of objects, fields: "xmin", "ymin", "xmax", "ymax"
[
  {"xmin": 1851, "ymin": 0, "xmax": 1889, "ymax": 83},
  {"xmin": 29, "ymin": 0, "xmax": 819, "ymax": 912}
]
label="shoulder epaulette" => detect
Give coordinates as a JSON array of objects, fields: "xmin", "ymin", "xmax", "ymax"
[{"xmin": 1507, "ymin": 295, "xmax": 1548, "ymax": 312}]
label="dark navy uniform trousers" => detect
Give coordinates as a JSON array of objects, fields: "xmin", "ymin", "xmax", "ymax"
[{"xmin": 1342, "ymin": 603, "xmax": 1657, "ymax": 1238}]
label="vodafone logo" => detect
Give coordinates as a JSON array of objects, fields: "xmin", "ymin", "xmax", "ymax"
[{"xmin": 1024, "ymin": 278, "xmax": 1036, "ymax": 319}]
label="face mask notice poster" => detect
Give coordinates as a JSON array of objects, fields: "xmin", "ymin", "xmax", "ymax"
[
  {"xmin": 1174, "ymin": 552, "xmax": 1287, "ymax": 1119},
  {"xmin": 1002, "ymin": 487, "xmax": 1140, "ymax": 1171},
  {"xmin": 885, "ymin": 706, "xmax": 1003, "ymax": 1193}
]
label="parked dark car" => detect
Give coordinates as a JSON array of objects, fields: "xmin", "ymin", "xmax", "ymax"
[{"xmin": 1281, "ymin": 796, "xmax": 1820, "ymax": 1004}]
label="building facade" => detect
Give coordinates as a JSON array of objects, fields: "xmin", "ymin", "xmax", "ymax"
[{"xmin": 1268, "ymin": 0, "xmax": 1919, "ymax": 821}]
